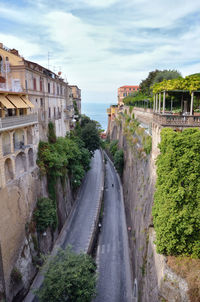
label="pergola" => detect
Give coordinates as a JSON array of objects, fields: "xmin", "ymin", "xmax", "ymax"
[{"xmin": 153, "ymin": 90, "xmax": 200, "ymax": 116}]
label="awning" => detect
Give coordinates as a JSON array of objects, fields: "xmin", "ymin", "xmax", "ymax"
[
  {"xmin": 7, "ymin": 95, "xmax": 29, "ymax": 109},
  {"xmin": 20, "ymin": 96, "xmax": 34, "ymax": 108},
  {"xmin": 0, "ymin": 95, "xmax": 15, "ymax": 109}
]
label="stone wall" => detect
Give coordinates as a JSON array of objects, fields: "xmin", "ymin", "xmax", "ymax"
[{"xmin": 109, "ymin": 113, "xmax": 190, "ymax": 302}]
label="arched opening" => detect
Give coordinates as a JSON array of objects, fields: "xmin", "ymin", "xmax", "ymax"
[
  {"xmin": 0, "ymin": 56, "xmax": 3, "ymax": 72},
  {"xmin": 27, "ymin": 127, "xmax": 33, "ymax": 144},
  {"xmin": 2, "ymin": 132, "xmax": 11, "ymax": 155},
  {"xmin": 4, "ymin": 158, "xmax": 14, "ymax": 182},
  {"xmin": 15, "ymin": 152, "xmax": 26, "ymax": 176},
  {"xmin": 13, "ymin": 129, "xmax": 24, "ymax": 151},
  {"xmin": 28, "ymin": 148, "xmax": 34, "ymax": 167}
]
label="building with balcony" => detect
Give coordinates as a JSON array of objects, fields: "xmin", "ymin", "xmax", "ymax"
[
  {"xmin": 118, "ymin": 85, "xmax": 140, "ymax": 105},
  {"xmin": 69, "ymin": 85, "xmax": 81, "ymax": 115},
  {"xmin": 0, "ymin": 43, "xmax": 74, "ymax": 140},
  {"xmin": 0, "ymin": 91, "xmax": 39, "ymax": 189}
]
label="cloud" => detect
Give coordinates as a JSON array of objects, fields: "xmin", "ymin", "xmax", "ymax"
[{"xmin": 0, "ymin": 0, "xmax": 200, "ymax": 103}]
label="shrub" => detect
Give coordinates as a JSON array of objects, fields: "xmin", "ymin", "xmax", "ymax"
[
  {"xmin": 114, "ymin": 149, "xmax": 124, "ymax": 176},
  {"xmin": 109, "ymin": 140, "xmax": 118, "ymax": 156},
  {"xmin": 34, "ymin": 197, "xmax": 58, "ymax": 233},
  {"xmin": 152, "ymin": 128, "xmax": 200, "ymax": 258},
  {"xmin": 35, "ymin": 247, "xmax": 97, "ymax": 302}
]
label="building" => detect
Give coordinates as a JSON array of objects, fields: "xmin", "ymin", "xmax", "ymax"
[
  {"xmin": 118, "ymin": 85, "xmax": 140, "ymax": 105},
  {"xmin": 0, "ymin": 43, "xmax": 74, "ymax": 140},
  {"xmin": 69, "ymin": 85, "xmax": 81, "ymax": 115},
  {"xmin": 0, "ymin": 43, "xmax": 78, "ymax": 299}
]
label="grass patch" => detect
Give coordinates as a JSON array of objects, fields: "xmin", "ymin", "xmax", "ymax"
[{"xmin": 167, "ymin": 256, "xmax": 200, "ymax": 302}]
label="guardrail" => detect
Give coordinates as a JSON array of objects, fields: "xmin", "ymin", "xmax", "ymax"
[
  {"xmin": 0, "ymin": 113, "xmax": 38, "ymax": 130},
  {"xmin": 153, "ymin": 113, "xmax": 200, "ymax": 127}
]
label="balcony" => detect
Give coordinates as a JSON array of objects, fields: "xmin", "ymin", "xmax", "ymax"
[
  {"xmin": 153, "ymin": 113, "xmax": 200, "ymax": 127},
  {"xmin": 0, "ymin": 113, "xmax": 38, "ymax": 131}
]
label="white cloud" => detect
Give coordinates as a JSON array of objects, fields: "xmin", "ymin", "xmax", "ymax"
[{"xmin": 0, "ymin": 0, "xmax": 200, "ymax": 103}]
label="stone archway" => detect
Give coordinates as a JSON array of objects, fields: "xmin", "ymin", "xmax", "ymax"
[
  {"xmin": 15, "ymin": 152, "xmax": 26, "ymax": 176},
  {"xmin": 27, "ymin": 127, "xmax": 33, "ymax": 144},
  {"xmin": 2, "ymin": 132, "xmax": 11, "ymax": 156},
  {"xmin": 13, "ymin": 129, "xmax": 24, "ymax": 151},
  {"xmin": 4, "ymin": 158, "xmax": 14, "ymax": 182},
  {"xmin": 28, "ymin": 148, "xmax": 34, "ymax": 168}
]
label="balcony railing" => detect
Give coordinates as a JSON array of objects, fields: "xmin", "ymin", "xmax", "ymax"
[
  {"xmin": 153, "ymin": 113, "xmax": 200, "ymax": 127},
  {"xmin": 0, "ymin": 113, "xmax": 38, "ymax": 130}
]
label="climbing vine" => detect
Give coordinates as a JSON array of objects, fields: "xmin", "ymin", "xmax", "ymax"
[
  {"xmin": 152, "ymin": 74, "xmax": 200, "ymax": 94},
  {"xmin": 152, "ymin": 128, "xmax": 200, "ymax": 258}
]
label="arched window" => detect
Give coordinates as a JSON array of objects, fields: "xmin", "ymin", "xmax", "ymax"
[
  {"xmin": 4, "ymin": 158, "xmax": 14, "ymax": 182},
  {"xmin": 0, "ymin": 56, "xmax": 3, "ymax": 72},
  {"xmin": 2, "ymin": 132, "xmax": 11, "ymax": 155},
  {"xmin": 28, "ymin": 148, "xmax": 34, "ymax": 167},
  {"xmin": 13, "ymin": 129, "xmax": 24, "ymax": 151},
  {"xmin": 27, "ymin": 128, "xmax": 33, "ymax": 144},
  {"xmin": 15, "ymin": 152, "xmax": 26, "ymax": 176}
]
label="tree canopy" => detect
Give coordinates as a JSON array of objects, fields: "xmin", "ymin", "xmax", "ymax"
[
  {"xmin": 35, "ymin": 247, "xmax": 97, "ymax": 302},
  {"xmin": 139, "ymin": 69, "xmax": 181, "ymax": 96}
]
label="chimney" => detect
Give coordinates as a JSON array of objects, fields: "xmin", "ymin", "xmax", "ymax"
[{"xmin": 10, "ymin": 49, "xmax": 19, "ymax": 56}]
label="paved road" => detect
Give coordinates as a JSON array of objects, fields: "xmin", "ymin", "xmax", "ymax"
[
  {"xmin": 94, "ymin": 153, "xmax": 132, "ymax": 302},
  {"xmin": 23, "ymin": 150, "xmax": 103, "ymax": 302}
]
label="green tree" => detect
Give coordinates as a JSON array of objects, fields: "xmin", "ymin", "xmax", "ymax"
[
  {"xmin": 139, "ymin": 69, "xmax": 181, "ymax": 96},
  {"xmin": 152, "ymin": 128, "xmax": 200, "ymax": 258},
  {"xmin": 34, "ymin": 197, "xmax": 57, "ymax": 232},
  {"xmin": 81, "ymin": 122, "xmax": 101, "ymax": 154},
  {"xmin": 36, "ymin": 247, "xmax": 97, "ymax": 302},
  {"xmin": 152, "ymin": 69, "xmax": 181, "ymax": 85},
  {"xmin": 114, "ymin": 149, "xmax": 124, "ymax": 176}
]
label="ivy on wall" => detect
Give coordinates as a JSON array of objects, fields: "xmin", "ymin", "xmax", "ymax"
[{"xmin": 152, "ymin": 128, "xmax": 200, "ymax": 258}]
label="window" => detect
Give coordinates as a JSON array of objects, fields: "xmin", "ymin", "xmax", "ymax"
[
  {"xmin": 54, "ymin": 107, "xmax": 56, "ymax": 117},
  {"xmin": 40, "ymin": 98, "xmax": 43, "ymax": 107},
  {"xmin": 61, "ymin": 85, "xmax": 63, "ymax": 95},
  {"xmin": 33, "ymin": 78, "xmax": 37, "ymax": 90},
  {"xmin": 25, "ymin": 80, "xmax": 28, "ymax": 91},
  {"xmin": 129, "ymin": 88, "xmax": 131, "ymax": 91},
  {"xmin": 40, "ymin": 77, "xmax": 43, "ymax": 92},
  {"xmin": 48, "ymin": 83, "xmax": 50, "ymax": 93},
  {"xmin": 49, "ymin": 108, "xmax": 51, "ymax": 118},
  {"xmin": 35, "ymin": 98, "xmax": 38, "ymax": 103},
  {"xmin": 57, "ymin": 85, "xmax": 59, "ymax": 95}
]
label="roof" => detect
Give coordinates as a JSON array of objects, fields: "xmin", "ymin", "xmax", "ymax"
[{"xmin": 119, "ymin": 85, "xmax": 139, "ymax": 89}]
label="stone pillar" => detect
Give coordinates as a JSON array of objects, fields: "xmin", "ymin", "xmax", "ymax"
[
  {"xmin": 155, "ymin": 94, "xmax": 158, "ymax": 112},
  {"xmin": 162, "ymin": 91, "xmax": 166, "ymax": 114},
  {"xmin": 0, "ymin": 242, "xmax": 6, "ymax": 300},
  {"xmin": 0, "ymin": 134, "xmax": 2, "ymax": 158},
  {"xmin": 190, "ymin": 92, "xmax": 194, "ymax": 115},
  {"xmin": 181, "ymin": 95, "xmax": 183, "ymax": 112},
  {"xmin": 24, "ymin": 128, "xmax": 28, "ymax": 145},
  {"xmin": 10, "ymin": 131, "xmax": 14, "ymax": 153},
  {"xmin": 159, "ymin": 93, "xmax": 161, "ymax": 113}
]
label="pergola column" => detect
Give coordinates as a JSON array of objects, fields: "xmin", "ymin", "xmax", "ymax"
[
  {"xmin": 159, "ymin": 93, "xmax": 161, "ymax": 113},
  {"xmin": 162, "ymin": 91, "xmax": 166, "ymax": 114},
  {"xmin": 181, "ymin": 95, "xmax": 183, "ymax": 112},
  {"xmin": 190, "ymin": 92, "xmax": 194, "ymax": 115},
  {"xmin": 156, "ymin": 94, "xmax": 158, "ymax": 112},
  {"xmin": 153, "ymin": 95, "xmax": 155, "ymax": 112}
]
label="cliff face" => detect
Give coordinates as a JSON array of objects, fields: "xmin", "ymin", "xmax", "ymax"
[
  {"xmin": 0, "ymin": 168, "xmax": 75, "ymax": 302},
  {"xmin": 109, "ymin": 110, "xmax": 189, "ymax": 302}
]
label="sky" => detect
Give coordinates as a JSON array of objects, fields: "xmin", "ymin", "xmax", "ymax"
[{"xmin": 1, "ymin": 0, "xmax": 200, "ymax": 103}]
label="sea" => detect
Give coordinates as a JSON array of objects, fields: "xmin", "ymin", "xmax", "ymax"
[{"xmin": 81, "ymin": 102, "xmax": 110, "ymax": 132}]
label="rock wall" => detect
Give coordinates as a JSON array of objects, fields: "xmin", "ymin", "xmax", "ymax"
[
  {"xmin": 109, "ymin": 114, "xmax": 189, "ymax": 302},
  {"xmin": 0, "ymin": 167, "xmax": 75, "ymax": 302}
]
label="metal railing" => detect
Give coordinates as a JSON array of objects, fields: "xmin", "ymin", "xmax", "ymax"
[{"xmin": 0, "ymin": 113, "xmax": 38, "ymax": 130}]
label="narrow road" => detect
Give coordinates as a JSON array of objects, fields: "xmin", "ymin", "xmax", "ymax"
[
  {"xmin": 94, "ymin": 153, "xmax": 132, "ymax": 302},
  {"xmin": 23, "ymin": 150, "xmax": 103, "ymax": 302}
]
